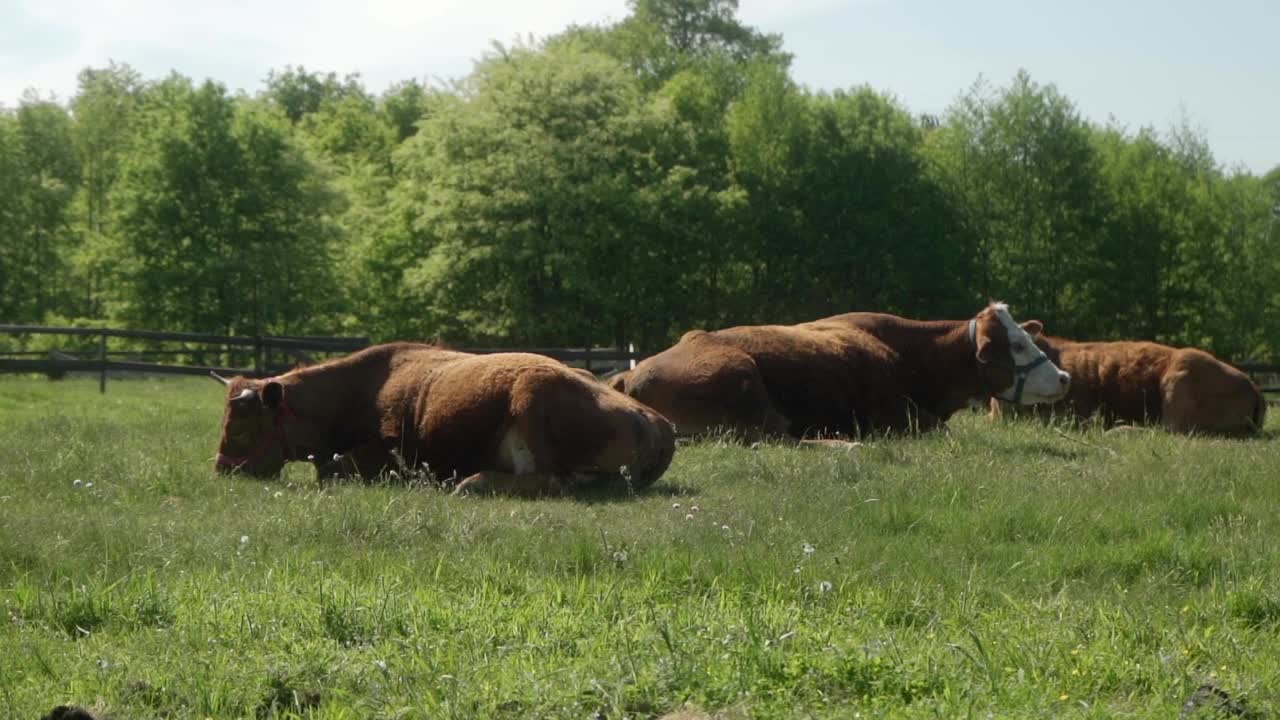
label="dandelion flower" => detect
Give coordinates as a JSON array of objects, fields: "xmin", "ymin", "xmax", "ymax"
[
  {"xmin": 73, "ymin": 479, "xmax": 83, "ymax": 487},
  {"xmin": 239, "ymin": 535, "xmax": 250, "ymax": 545},
  {"xmin": 685, "ymin": 514, "xmax": 694, "ymax": 521},
  {"xmin": 802, "ymin": 543, "xmax": 815, "ymax": 556},
  {"xmin": 817, "ymin": 581, "xmax": 833, "ymax": 593}
]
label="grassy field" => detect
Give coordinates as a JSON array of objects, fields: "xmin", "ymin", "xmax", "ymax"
[{"xmin": 2, "ymin": 376, "xmax": 1279, "ymax": 719}]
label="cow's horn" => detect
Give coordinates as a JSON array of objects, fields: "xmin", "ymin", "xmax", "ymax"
[{"xmin": 210, "ymin": 371, "xmax": 231, "ymax": 386}]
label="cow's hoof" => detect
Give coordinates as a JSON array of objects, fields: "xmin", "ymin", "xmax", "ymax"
[
  {"xmin": 1104, "ymin": 425, "xmax": 1143, "ymax": 435},
  {"xmin": 452, "ymin": 472, "xmax": 490, "ymax": 496}
]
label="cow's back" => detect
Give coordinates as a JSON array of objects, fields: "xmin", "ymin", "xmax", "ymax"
[
  {"xmin": 1052, "ymin": 340, "xmax": 1170, "ymax": 425},
  {"xmin": 706, "ymin": 324, "xmax": 900, "ymax": 435},
  {"xmin": 1162, "ymin": 348, "xmax": 1265, "ymax": 434}
]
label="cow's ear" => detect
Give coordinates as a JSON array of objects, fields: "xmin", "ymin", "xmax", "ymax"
[
  {"xmin": 261, "ymin": 380, "xmax": 284, "ymax": 410},
  {"xmin": 975, "ymin": 334, "xmax": 996, "ymax": 363},
  {"xmin": 1019, "ymin": 320, "xmax": 1043, "ymax": 339}
]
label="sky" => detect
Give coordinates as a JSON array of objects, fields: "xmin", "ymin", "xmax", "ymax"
[{"xmin": 1, "ymin": 0, "xmax": 1276, "ymax": 175}]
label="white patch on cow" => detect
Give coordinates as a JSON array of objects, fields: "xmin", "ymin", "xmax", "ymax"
[
  {"xmin": 237, "ymin": 388, "xmax": 255, "ymax": 400},
  {"xmin": 497, "ymin": 427, "xmax": 537, "ymax": 474},
  {"xmin": 992, "ymin": 304, "xmax": 1070, "ymax": 404}
]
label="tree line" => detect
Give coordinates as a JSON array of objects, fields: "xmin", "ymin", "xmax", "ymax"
[{"xmin": 2, "ymin": 0, "xmax": 1277, "ymax": 360}]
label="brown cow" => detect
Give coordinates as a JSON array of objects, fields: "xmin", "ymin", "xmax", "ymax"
[
  {"xmin": 211, "ymin": 343, "xmax": 676, "ymax": 496},
  {"xmin": 990, "ymin": 337, "xmax": 1267, "ymax": 435},
  {"xmin": 611, "ymin": 303, "xmax": 1070, "ymax": 439}
]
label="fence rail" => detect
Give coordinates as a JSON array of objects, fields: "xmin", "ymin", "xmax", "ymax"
[
  {"xmin": 2, "ymin": 324, "xmax": 1277, "ymax": 395},
  {"xmin": 0, "ymin": 324, "xmax": 644, "ymax": 392},
  {"xmin": 0, "ymin": 324, "xmax": 373, "ymax": 392}
]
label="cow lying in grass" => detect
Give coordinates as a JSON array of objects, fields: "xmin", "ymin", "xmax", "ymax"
[
  {"xmin": 610, "ymin": 303, "xmax": 1070, "ymax": 439},
  {"xmin": 989, "ymin": 337, "xmax": 1267, "ymax": 435},
  {"xmin": 212, "ymin": 343, "xmax": 676, "ymax": 496}
]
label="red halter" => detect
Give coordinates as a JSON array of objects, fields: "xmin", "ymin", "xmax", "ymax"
[{"xmin": 215, "ymin": 393, "xmax": 298, "ymax": 471}]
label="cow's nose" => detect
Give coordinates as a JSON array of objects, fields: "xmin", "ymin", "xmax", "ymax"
[{"xmin": 1058, "ymin": 372, "xmax": 1071, "ymax": 390}]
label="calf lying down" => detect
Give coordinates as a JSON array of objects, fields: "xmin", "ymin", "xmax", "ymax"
[{"xmin": 990, "ymin": 337, "xmax": 1265, "ymax": 435}]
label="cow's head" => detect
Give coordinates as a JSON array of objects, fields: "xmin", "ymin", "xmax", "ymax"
[
  {"xmin": 211, "ymin": 373, "xmax": 294, "ymax": 478},
  {"xmin": 969, "ymin": 303, "xmax": 1070, "ymax": 404}
]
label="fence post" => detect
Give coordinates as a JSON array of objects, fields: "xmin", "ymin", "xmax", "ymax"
[
  {"xmin": 253, "ymin": 336, "xmax": 263, "ymax": 377},
  {"xmin": 98, "ymin": 332, "xmax": 107, "ymax": 394},
  {"xmin": 584, "ymin": 345, "xmax": 593, "ymax": 373}
]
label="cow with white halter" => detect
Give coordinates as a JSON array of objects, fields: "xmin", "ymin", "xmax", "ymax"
[{"xmin": 610, "ymin": 303, "xmax": 1071, "ymax": 438}]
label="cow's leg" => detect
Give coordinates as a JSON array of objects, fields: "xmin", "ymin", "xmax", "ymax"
[
  {"xmin": 312, "ymin": 441, "xmax": 395, "ymax": 483},
  {"xmin": 452, "ymin": 470, "xmax": 569, "ymax": 497}
]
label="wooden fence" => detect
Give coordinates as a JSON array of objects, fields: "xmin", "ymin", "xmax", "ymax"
[
  {"xmin": 0, "ymin": 325, "xmax": 371, "ymax": 393},
  {"xmin": 2, "ymin": 324, "xmax": 1277, "ymax": 396},
  {"xmin": 0, "ymin": 325, "xmax": 643, "ymax": 393}
]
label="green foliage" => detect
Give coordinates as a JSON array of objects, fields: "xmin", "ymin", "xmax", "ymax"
[
  {"xmin": 3, "ymin": 377, "xmax": 1280, "ymax": 717},
  {"xmin": 262, "ymin": 65, "xmax": 368, "ymax": 124},
  {"xmin": 925, "ymin": 72, "xmax": 1110, "ymax": 337},
  {"xmin": 95, "ymin": 75, "xmax": 340, "ymax": 335},
  {"xmin": 0, "ymin": 0, "xmax": 1276, "ymax": 360},
  {"xmin": 395, "ymin": 42, "xmax": 672, "ymax": 344},
  {"xmin": 0, "ymin": 94, "xmax": 81, "ymax": 324}
]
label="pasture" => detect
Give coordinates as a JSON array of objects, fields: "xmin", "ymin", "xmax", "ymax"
[{"xmin": 2, "ymin": 377, "xmax": 1278, "ymax": 719}]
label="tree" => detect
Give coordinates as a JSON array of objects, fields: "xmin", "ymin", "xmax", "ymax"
[
  {"xmin": 0, "ymin": 94, "xmax": 81, "ymax": 323},
  {"xmin": 69, "ymin": 62, "xmax": 143, "ymax": 318},
  {"xmin": 924, "ymin": 72, "xmax": 1109, "ymax": 337},
  {"xmin": 101, "ymin": 75, "xmax": 339, "ymax": 335},
  {"xmin": 555, "ymin": 0, "xmax": 789, "ymax": 89},
  {"xmin": 262, "ymin": 66, "xmax": 367, "ymax": 124},
  {"xmin": 381, "ymin": 79, "xmax": 431, "ymax": 142},
  {"xmin": 395, "ymin": 43, "xmax": 685, "ymax": 346}
]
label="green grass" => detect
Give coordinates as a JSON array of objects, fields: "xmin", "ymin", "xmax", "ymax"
[{"xmin": 2, "ymin": 376, "xmax": 1279, "ymax": 718}]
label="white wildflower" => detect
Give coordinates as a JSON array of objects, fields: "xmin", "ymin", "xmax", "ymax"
[
  {"xmin": 685, "ymin": 513, "xmax": 695, "ymax": 521},
  {"xmin": 73, "ymin": 479, "xmax": 83, "ymax": 487},
  {"xmin": 239, "ymin": 535, "xmax": 250, "ymax": 545},
  {"xmin": 802, "ymin": 543, "xmax": 815, "ymax": 556},
  {"xmin": 817, "ymin": 581, "xmax": 833, "ymax": 594},
  {"xmin": 612, "ymin": 550, "xmax": 628, "ymax": 564},
  {"xmin": 672, "ymin": 502, "xmax": 681, "ymax": 509}
]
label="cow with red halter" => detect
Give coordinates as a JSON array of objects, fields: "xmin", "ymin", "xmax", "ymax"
[
  {"xmin": 610, "ymin": 303, "xmax": 1071, "ymax": 439},
  {"xmin": 211, "ymin": 343, "xmax": 676, "ymax": 496}
]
